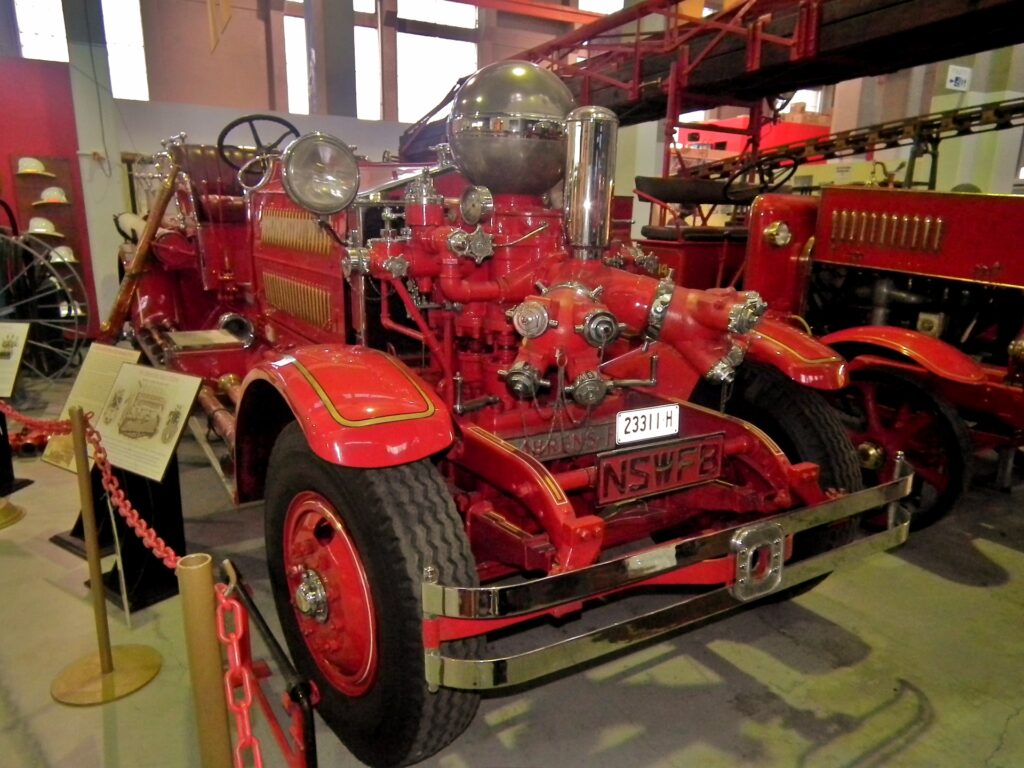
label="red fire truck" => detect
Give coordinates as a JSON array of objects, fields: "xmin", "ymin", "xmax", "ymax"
[
  {"xmin": 110, "ymin": 63, "xmax": 910, "ymax": 767},
  {"xmin": 634, "ymin": 172, "xmax": 1022, "ymax": 529}
]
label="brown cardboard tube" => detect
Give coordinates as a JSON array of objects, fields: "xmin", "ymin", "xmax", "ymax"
[{"xmin": 177, "ymin": 552, "xmax": 233, "ymax": 768}]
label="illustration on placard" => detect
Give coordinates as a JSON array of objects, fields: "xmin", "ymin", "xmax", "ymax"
[
  {"xmin": 161, "ymin": 405, "xmax": 184, "ymax": 444},
  {"xmin": 0, "ymin": 323, "xmax": 32, "ymax": 398},
  {"xmin": 117, "ymin": 388, "xmax": 167, "ymax": 440},
  {"xmin": 102, "ymin": 387, "xmax": 126, "ymax": 425},
  {"xmin": 0, "ymin": 334, "xmax": 18, "ymax": 360},
  {"xmin": 40, "ymin": 343, "xmax": 143, "ymax": 474}
]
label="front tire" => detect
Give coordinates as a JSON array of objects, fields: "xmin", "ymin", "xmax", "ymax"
[
  {"xmin": 697, "ymin": 364, "xmax": 863, "ymax": 595},
  {"xmin": 266, "ymin": 423, "xmax": 480, "ymax": 767},
  {"xmin": 721, "ymin": 364, "xmax": 863, "ymax": 492}
]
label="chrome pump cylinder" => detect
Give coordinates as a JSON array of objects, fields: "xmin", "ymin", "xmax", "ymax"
[{"xmin": 563, "ymin": 105, "xmax": 619, "ymax": 260}]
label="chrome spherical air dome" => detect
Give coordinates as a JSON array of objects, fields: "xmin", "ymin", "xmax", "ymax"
[{"xmin": 447, "ymin": 61, "xmax": 576, "ymax": 195}]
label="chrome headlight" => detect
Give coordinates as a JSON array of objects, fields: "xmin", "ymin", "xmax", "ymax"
[
  {"xmin": 762, "ymin": 220, "xmax": 792, "ymax": 247},
  {"xmin": 281, "ymin": 133, "xmax": 360, "ymax": 216}
]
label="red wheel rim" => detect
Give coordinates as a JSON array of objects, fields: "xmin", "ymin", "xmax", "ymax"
[
  {"xmin": 846, "ymin": 379, "xmax": 951, "ymax": 497},
  {"xmin": 282, "ymin": 491, "xmax": 378, "ymax": 696}
]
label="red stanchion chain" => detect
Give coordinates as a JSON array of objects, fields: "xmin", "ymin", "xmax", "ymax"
[
  {"xmin": 0, "ymin": 401, "xmax": 73, "ymax": 435},
  {"xmin": 86, "ymin": 426, "xmax": 181, "ymax": 569},
  {"xmin": 0, "ymin": 401, "xmax": 181, "ymax": 569},
  {"xmin": 4, "ymin": 400, "xmax": 268, "ymax": 766},
  {"xmin": 216, "ymin": 583, "xmax": 266, "ymax": 768}
]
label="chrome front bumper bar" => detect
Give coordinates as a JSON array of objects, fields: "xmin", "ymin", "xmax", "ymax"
[{"xmin": 423, "ymin": 464, "xmax": 912, "ymax": 691}]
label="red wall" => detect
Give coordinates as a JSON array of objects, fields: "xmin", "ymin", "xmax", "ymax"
[{"xmin": 0, "ymin": 56, "xmax": 98, "ymax": 328}]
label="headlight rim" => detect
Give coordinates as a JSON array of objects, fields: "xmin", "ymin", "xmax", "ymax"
[{"xmin": 280, "ymin": 132, "xmax": 361, "ymax": 216}]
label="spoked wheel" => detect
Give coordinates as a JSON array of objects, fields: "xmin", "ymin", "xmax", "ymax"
[
  {"xmin": 0, "ymin": 233, "xmax": 87, "ymax": 379},
  {"xmin": 266, "ymin": 423, "xmax": 481, "ymax": 768},
  {"xmin": 832, "ymin": 370, "xmax": 972, "ymax": 530}
]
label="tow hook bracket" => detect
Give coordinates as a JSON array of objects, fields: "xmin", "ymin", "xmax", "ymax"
[{"xmin": 730, "ymin": 523, "xmax": 785, "ymax": 601}]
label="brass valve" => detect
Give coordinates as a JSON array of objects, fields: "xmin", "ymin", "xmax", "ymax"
[{"xmin": 498, "ymin": 362, "xmax": 550, "ymax": 399}]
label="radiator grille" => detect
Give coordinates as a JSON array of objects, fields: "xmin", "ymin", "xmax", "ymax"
[
  {"xmin": 261, "ymin": 209, "xmax": 333, "ymax": 255},
  {"xmin": 830, "ymin": 209, "xmax": 944, "ymax": 252},
  {"xmin": 263, "ymin": 273, "xmax": 331, "ymax": 329}
]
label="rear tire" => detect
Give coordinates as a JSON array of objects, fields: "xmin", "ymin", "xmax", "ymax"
[{"xmin": 266, "ymin": 423, "xmax": 480, "ymax": 767}]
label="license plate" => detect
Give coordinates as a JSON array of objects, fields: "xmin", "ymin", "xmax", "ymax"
[
  {"xmin": 597, "ymin": 434, "xmax": 724, "ymax": 505},
  {"xmin": 615, "ymin": 404, "xmax": 680, "ymax": 445}
]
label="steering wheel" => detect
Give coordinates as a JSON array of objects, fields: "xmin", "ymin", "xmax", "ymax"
[
  {"xmin": 722, "ymin": 154, "xmax": 798, "ymax": 203},
  {"xmin": 216, "ymin": 113, "xmax": 300, "ymax": 171}
]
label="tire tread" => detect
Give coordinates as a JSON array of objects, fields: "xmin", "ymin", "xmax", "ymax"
[{"xmin": 265, "ymin": 424, "xmax": 480, "ymax": 767}]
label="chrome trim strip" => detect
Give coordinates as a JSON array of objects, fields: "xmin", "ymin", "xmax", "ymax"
[
  {"xmin": 425, "ymin": 506, "xmax": 910, "ymax": 691},
  {"xmin": 422, "ymin": 471, "xmax": 912, "ymax": 620}
]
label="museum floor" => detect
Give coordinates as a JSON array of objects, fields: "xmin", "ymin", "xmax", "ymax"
[{"xmin": 0, "ymin": 379, "xmax": 1022, "ymax": 768}]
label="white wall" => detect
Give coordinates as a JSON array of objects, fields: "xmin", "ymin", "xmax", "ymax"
[
  {"xmin": 66, "ymin": 40, "xmax": 128, "ymax": 325},
  {"xmin": 615, "ymin": 121, "xmax": 662, "ymax": 240},
  {"xmin": 114, "ymin": 100, "xmax": 409, "ymax": 162},
  {"xmin": 827, "ymin": 45, "xmax": 1024, "ymax": 193}
]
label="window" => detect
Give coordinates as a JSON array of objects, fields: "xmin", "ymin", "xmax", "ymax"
[
  {"xmin": 352, "ymin": 0, "xmax": 375, "ymax": 12},
  {"xmin": 679, "ymin": 110, "xmax": 708, "ymax": 123},
  {"xmin": 1015, "ymin": 131, "xmax": 1024, "ymax": 184},
  {"xmin": 101, "ymin": 0, "xmax": 149, "ymax": 101},
  {"xmin": 780, "ymin": 88, "xmax": 823, "ymax": 114},
  {"xmin": 397, "ymin": 33, "xmax": 476, "ymax": 123},
  {"xmin": 14, "ymin": 0, "xmax": 69, "ymax": 62},
  {"xmin": 397, "ymin": 0, "xmax": 476, "ymax": 29},
  {"xmin": 284, "ymin": 15, "xmax": 310, "ymax": 114},
  {"xmin": 578, "ymin": 0, "xmax": 624, "ymax": 13},
  {"xmin": 354, "ymin": 26, "xmax": 382, "ymax": 120}
]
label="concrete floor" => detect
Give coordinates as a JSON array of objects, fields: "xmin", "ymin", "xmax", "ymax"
[{"xmin": 0, "ymin": 384, "xmax": 1022, "ymax": 768}]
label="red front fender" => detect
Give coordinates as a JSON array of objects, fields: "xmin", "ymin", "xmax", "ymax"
[
  {"xmin": 238, "ymin": 345, "xmax": 454, "ymax": 476},
  {"xmin": 746, "ymin": 317, "xmax": 848, "ymax": 390},
  {"xmin": 821, "ymin": 327, "xmax": 986, "ymax": 385}
]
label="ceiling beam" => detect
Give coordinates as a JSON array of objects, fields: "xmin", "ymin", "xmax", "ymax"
[{"xmin": 447, "ymin": 0, "xmax": 602, "ymax": 25}]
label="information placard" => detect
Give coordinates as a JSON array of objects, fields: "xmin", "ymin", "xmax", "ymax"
[
  {"xmin": 95, "ymin": 364, "xmax": 202, "ymax": 482},
  {"xmin": 0, "ymin": 323, "xmax": 31, "ymax": 398},
  {"xmin": 43, "ymin": 344, "xmax": 142, "ymax": 472}
]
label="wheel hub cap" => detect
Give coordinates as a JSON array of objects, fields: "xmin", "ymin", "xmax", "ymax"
[
  {"xmin": 283, "ymin": 491, "xmax": 378, "ymax": 696},
  {"xmin": 294, "ymin": 568, "xmax": 328, "ymax": 622},
  {"xmin": 857, "ymin": 441, "xmax": 886, "ymax": 470}
]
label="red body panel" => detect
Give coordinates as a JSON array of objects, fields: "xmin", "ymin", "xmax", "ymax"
[
  {"xmin": 125, "ymin": 148, "xmax": 887, "ymax": 584},
  {"xmin": 824, "ymin": 327, "xmax": 986, "ymax": 385},
  {"xmin": 197, "ymin": 224, "xmax": 253, "ymax": 291},
  {"xmin": 747, "ymin": 317, "xmax": 847, "ymax": 389},
  {"xmin": 740, "ymin": 185, "xmax": 1024, "ymax": 452},
  {"xmin": 745, "ymin": 194, "xmax": 819, "ymax": 315},
  {"xmin": 251, "ymin": 191, "xmax": 349, "ymax": 340},
  {"xmin": 814, "ymin": 187, "xmax": 1024, "ymax": 287},
  {"xmin": 639, "ymin": 238, "xmax": 746, "ymax": 288},
  {"xmin": 241, "ymin": 346, "xmax": 454, "ymax": 469}
]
